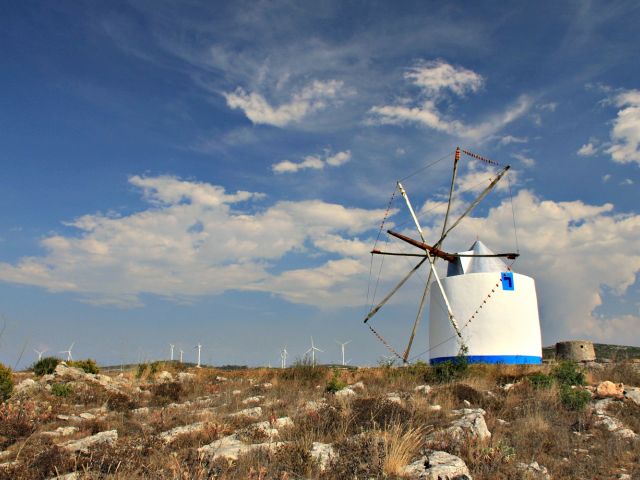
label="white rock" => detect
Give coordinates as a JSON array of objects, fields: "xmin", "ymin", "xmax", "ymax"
[
  {"xmin": 350, "ymin": 381, "xmax": 365, "ymax": 391},
  {"xmin": 232, "ymin": 390, "xmax": 242, "ymax": 395},
  {"xmin": 41, "ymin": 426, "xmax": 79, "ymax": 437},
  {"xmin": 274, "ymin": 417, "xmax": 294, "ymax": 429},
  {"xmin": 159, "ymin": 422, "xmax": 206, "ymax": 443},
  {"xmin": 178, "ymin": 372, "xmax": 196, "ymax": 382},
  {"xmin": 246, "ymin": 421, "xmax": 280, "ymax": 440},
  {"xmin": 262, "ymin": 382, "xmax": 273, "ymax": 389},
  {"xmin": 216, "ymin": 376, "xmax": 228, "ymax": 382},
  {"xmin": 433, "ymin": 408, "xmax": 491, "ymax": 443},
  {"xmin": 62, "ymin": 430, "xmax": 118, "ymax": 453},
  {"xmin": 47, "ymin": 473, "xmax": 79, "ymax": 480},
  {"xmin": 517, "ymin": 461, "xmax": 551, "ymax": 480},
  {"xmin": 132, "ymin": 407, "xmax": 150, "ymax": 416},
  {"xmin": 310, "ymin": 442, "xmax": 337, "ymax": 472},
  {"xmin": 198, "ymin": 434, "xmax": 283, "ymax": 462},
  {"xmin": 15, "ymin": 378, "xmax": 39, "ymax": 393},
  {"xmin": 624, "ymin": 387, "xmax": 640, "ymax": 406},
  {"xmin": 429, "ymin": 405, "xmax": 442, "ymax": 412},
  {"xmin": 414, "ymin": 385, "xmax": 432, "ymax": 394},
  {"xmin": 242, "ymin": 395, "xmax": 264, "ymax": 405},
  {"xmin": 54, "ymin": 363, "xmax": 86, "ymax": 380},
  {"xmin": 463, "ymin": 399, "xmax": 471, "ymax": 407},
  {"xmin": 502, "ymin": 383, "xmax": 515, "ymax": 391},
  {"xmin": 386, "ymin": 393, "xmax": 403, "ymax": 405},
  {"xmin": 335, "ymin": 387, "xmax": 356, "ymax": 398},
  {"xmin": 230, "ymin": 406, "xmax": 262, "ymax": 419},
  {"xmin": 79, "ymin": 412, "xmax": 96, "ymax": 420},
  {"xmin": 156, "ymin": 371, "xmax": 174, "ymax": 383},
  {"xmin": 304, "ymin": 399, "xmax": 328, "ymax": 412},
  {"xmin": 594, "ymin": 413, "xmax": 637, "ymax": 439},
  {"xmin": 496, "ymin": 419, "xmax": 510, "ymax": 426},
  {"xmin": 402, "ymin": 450, "xmax": 471, "ymax": 480}
]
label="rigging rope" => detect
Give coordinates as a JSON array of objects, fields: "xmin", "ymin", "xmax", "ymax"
[
  {"xmin": 507, "ymin": 172, "xmax": 520, "ymax": 255},
  {"xmin": 461, "ymin": 149, "xmax": 503, "ymax": 167},
  {"xmin": 399, "ymin": 151, "xmax": 451, "ymax": 182},
  {"xmin": 367, "ymin": 324, "xmax": 404, "ymax": 362}
]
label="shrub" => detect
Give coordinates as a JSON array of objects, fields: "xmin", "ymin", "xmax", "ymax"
[
  {"xmin": 280, "ymin": 357, "xmax": 327, "ymax": 384},
  {"xmin": 51, "ymin": 383, "xmax": 73, "ymax": 397},
  {"xmin": 560, "ymin": 386, "xmax": 591, "ymax": 411},
  {"xmin": 151, "ymin": 381, "xmax": 183, "ymax": 405},
  {"xmin": 426, "ymin": 345, "xmax": 469, "ymax": 383},
  {"xmin": 553, "ymin": 361, "xmax": 585, "ymax": 387},
  {"xmin": 528, "ymin": 371, "xmax": 554, "ymax": 389},
  {"xmin": 325, "ymin": 369, "xmax": 347, "ymax": 393},
  {"xmin": 0, "ymin": 363, "xmax": 13, "ymax": 401},
  {"xmin": 32, "ymin": 356, "xmax": 60, "ymax": 376},
  {"xmin": 68, "ymin": 358, "xmax": 99, "ymax": 374},
  {"xmin": 136, "ymin": 362, "xmax": 148, "ymax": 379}
]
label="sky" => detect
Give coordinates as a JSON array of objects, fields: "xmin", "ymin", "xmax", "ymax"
[{"xmin": 0, "ymin": 1, "xmax": 639, "ymax": 369}]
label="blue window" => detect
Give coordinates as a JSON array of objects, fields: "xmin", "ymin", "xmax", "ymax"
[{"xmin": 501, "ymin": 272, "xmax": 514, "ymax": 291}]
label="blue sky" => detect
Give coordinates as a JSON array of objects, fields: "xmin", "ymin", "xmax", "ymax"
[{"xmin": 1, "ymin": 1, "xmax": 639, "ymax": 369}]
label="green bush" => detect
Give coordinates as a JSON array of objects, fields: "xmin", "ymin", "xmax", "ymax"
[
  {"xmin": 552, "ymin": 361, "xmax": 585, "ymax": 387},
  {"xmin": 560, "ymin": 386, "xmax": 591, "ymax": 411},
  {"xmin": 427, "ymin": 346, "xmax": 469, "ymax": 383},
  {"xmin": 280, "ymin": 357, "xmax": 327, "ymax": 384},
  {"xmin": 51, "ymin": 383, "xmax": 73, "ymax": 398},
  {"xmin": 528, "ymin": 372, "xmax": 554, "ymax": 389},
  {"xmin": 32, "ymin": 357, "xmax": 60, "ymax": 376},
  {"xmin": 325, "ymin": 369, "xmax": 347, "ymax": 393},
  {"xmin": 0, "ymin": 363, "xmax": 13, "ymax": 401},
  {"xmin": 136, "ymin": 363, "xmax": 148, "ymax": 379},
  {"xmin": 68, "ymin": 359, "xmax": 99, "ymax": 374}
]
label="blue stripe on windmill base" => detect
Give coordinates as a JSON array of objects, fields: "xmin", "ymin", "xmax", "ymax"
[{"xmin": 430, "ymin": 355, "xmax": 542, "ymax": 365}]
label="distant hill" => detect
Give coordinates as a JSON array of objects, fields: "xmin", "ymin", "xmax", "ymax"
[{"xmin": 542, "ymin": 343, "xmax": 640, "ymax": 361}]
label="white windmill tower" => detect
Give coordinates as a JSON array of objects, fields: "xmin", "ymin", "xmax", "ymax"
[
  {"xmin": 305, "ymin": 337, "xmax": 323, "ymax": 366},
  {"xmin": 280, "ymin": 347, "xmax": 288, "ymax": 369},
  {"xmin": 179, "ymin": 349, "xmax": 184, "ymax": 363},
  {"xmin": 364, "ymin": 147, "xmax": 542, "ymax": 365},
  {"xmin": 335, "ymin": 340, "xmax": 351, "ymax": 366},
  {"xmin": 59, "ymin": 342, "xmax": 75, "ymax": 362},
  {"xmin": 195, "ymin": 344, "xmax": 202, "ymax": 368},
  {"xmin": 169, "ymin": 344, "xmax": 175, "ymax": 361},
  {"xmin": 34, "ymin": 348, "xmax": 47, "ymax": 361}
]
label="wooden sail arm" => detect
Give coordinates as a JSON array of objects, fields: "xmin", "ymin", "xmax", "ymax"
[
  {"xmin": 386, "ymin": 230, "xmax": 457, "ymax": 262},
  {"xmin": 371, "ymin": 249, "xmax": 519, "ymax": 260}
]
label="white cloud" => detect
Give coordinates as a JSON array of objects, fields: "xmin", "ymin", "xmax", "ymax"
[
  {"xmin": 620, "ymin": 178, "xmax": 634, "ymax": 186},
  {"xmin": 369, "ymin": 60, "xmax": 531, "ymax": 140},
  {"xmin": 602, "ymin": 174, "xmax": 612, "ymax": 182},
  {"xmin": 499, "ymin": 135, "xmax": 528, "ymax": 145},
  {"xmin": 577, "ymin": 142, "xmax": 597, "ymax": 156},
  {"xmin": 0, "ymin": 176, "xmax": 385, "ymax": 308},
  {"xmin": 404, "ymin": 59, "xmax": 484, "ymax": 97},
  {"xmin": 510, "ymin": 152, "xmax": 536, "ymax": 168},
  {"xmin": 272, "ymin": 150, "xmax": 351, "ymax": 174},
  {"xmin": 604, "ymin": 89, "xmax": 640, "ymax": 164},
  {"xmin": 537, "ymin": 102, "xmax": 558, "ymax": 112},
  {"xmin": 224, "ymin": 79, "xmax": 345, "ymax": 127}
]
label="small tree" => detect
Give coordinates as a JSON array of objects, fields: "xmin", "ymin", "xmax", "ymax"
[
  {"xmin": 32, "ymin": 356, "xmax": 60, "ymax": 376},
  {"xmin": 68, "ymin": 359, "xmax": 99, "ymax": 374},
  {"xmin": 0, "ymin": 363, "xmax": 14, "ymax": 401}
]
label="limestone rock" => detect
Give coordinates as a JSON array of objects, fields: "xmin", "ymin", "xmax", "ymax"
[
  {"xmin": 414, "ymin": 385, "xmax": 432, "ymax": 394},
  {"xmin": 350, "ymin": 381, "xmax": 365, "ymax": 391},
  {"xmin": 178, "ymin": 372, "xmax": 196, "ymax": 382},
  {"xmin": 385, "ymin": 393, "xmax": 403, "ymax": 405},
  {"xmin": 15, "ymin": 378, "xmax": 39, "ymax": 394},
  {"xmin": 335, "ymin": 387, "xmax": 356, "ymax": 398},
  {"xmin": 596, "ymin": 381, "xmax": 624, "ymax": 399},
  {"xmin": 156, "ymin": 371, "xmax": 174, "ymax": 384},
  {"xmin": 79, "ymin": 412, "xmax": 96, "ymax": 420},
  {"xmin": 517, "ymin": 461, "xmax": 551, "ymax": 480},
  {"xmin": 304, "ymin": 399, "xmax": 328, "ymax": 412},
  {"xmin": 624, "ymin": 387, "xmax": 640, "ymax": 405},
  {"xmin": 232, "ymin": 390, "xmax": 242, "ymax": 395},
  {"xmin": 41, "ymin": 426, "xmax": 79, "ymax": 438},
  {"xmin": 431, "ymin": 409, "xmax": 491, "ymax": 443},
  {"xmin": 402, "ymin": 450, "xmax": 472, "ymax": 480},
  {"xmin": 594, "ymin": 413, "xmax": 637, "ymax": 439},
  {"xmin": 54, "ymin": 363, "xmax": 86, "ymax": 380},
  {"xmin": 229, "ymin": 406, "xmax": 262, "ymax": 419},
  {"xmin": 242, "ymin": 395, "xmax": 264, "ymax": 405},
  {"xmin": 159, "ymin": 422, "xmax": 206, "ymax": 443},
  {"xmin": 62, "ymin": 430, "xmax": 118, "ymax": 453},
  {"xmin": 216, "ymin": 376, "xmax": 228, "ymax": 382},
  {"xmin": 429, "ymin": 405, "xmax": 442, "ymax": 412},
  {"xmin": 198, "ymin": 434, "xmax": 283, "ymax": 462},
  {"xmin": 310, "ymin": 442, "xmax": 337, "ymax": 472}
]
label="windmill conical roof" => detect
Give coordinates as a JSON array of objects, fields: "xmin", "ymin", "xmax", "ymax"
[{"xmin": 446, "ymin": 240, "xmax": 507, "ymax": 276}]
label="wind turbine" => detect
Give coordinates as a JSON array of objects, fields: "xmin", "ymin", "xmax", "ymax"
[
  {"xmin": 195, "ymin": 344, "xmax": 202, "ymax": 368},
  {"xmin": 280, "ymin": 347, "xmax": 288, "ymax": 369},
  {"xmin": 34, "ymin": 348, "xmax": 47, "ymax": 361},
  {"xmin": 305, "ymin": 337, "xmax": 323, "ymax": 367},
  {"xmin": 336, "ymin": 340, "xmax": 352, "ymax": 366},
  {"xmin": 169, "ymin": 344, "xmax": 175, "ymax": 361},
  {"xmin": 179, "ymin": 349, "xmax": 184, "ymax": 363},
  {"xmin": 59, "ymin": 342, "xmax": 74, "ymax": 362}
]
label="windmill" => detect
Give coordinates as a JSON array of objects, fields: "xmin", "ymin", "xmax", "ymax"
[
  {"xmin": 335, "ymin": 340, "xmax": 351, "ymax": 366},
  {"xmin": 363, "ymin": 147, "xmax": 536, "ymax": 365},
  {"xmin": 179, "ymin": 349, "xmax": 184, "ymax": 363},
  {"xmin": 280, "ymin": 347, "xmax": 288, "ymax": 369},
  {"xmin": 34, "ymin": 348, "xmax": 47, "ymax": 361},
  {"xmin": 304, "ymin": 337, "xmax": 323, "ymax": 366},
  {"xmin": 169, "ymin": 344, "xmax": 175, "ymax": 361},
  {"xmin": 59, "ymin": 343, "xmax": 75, "ymax": 362},
  {"xmin": 195, "ymin": 344, "xmax": 202, "ymax": 368}
]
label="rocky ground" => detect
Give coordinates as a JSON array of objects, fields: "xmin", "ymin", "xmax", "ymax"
[{"xmin": 0, "ymin": 360, "xmax": 639, "ymax": 479}]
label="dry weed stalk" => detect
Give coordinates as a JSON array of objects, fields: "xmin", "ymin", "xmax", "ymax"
[{"xmin": 381, "ymin": 423, "xmax": 427, "ymax": 476}]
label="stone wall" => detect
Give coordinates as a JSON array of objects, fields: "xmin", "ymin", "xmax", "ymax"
[{"xmin": 555, "ymin": 340, "xmax": 596, "ymax": 362}]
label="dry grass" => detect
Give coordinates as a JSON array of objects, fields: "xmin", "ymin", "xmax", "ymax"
[{"xmin": 381, "ymin": 423, "xmax": 426, "ymax": 475}]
